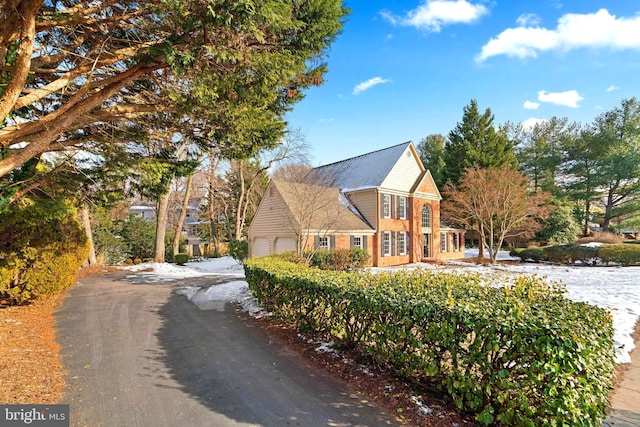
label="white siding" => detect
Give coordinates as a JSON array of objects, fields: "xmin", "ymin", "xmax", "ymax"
[{"xmin": 380, "ymin": 146, "xmax": 423, "ymax": 192}]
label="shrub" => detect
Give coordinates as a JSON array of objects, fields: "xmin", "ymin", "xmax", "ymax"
[
  {"xmin": 229, "ymin": 240, "xmax": 249, "ymax": 264},
  {"xmin": 543, "ymin": 244, "xmax": 573, "ymax": 263},
  {"xmin": 599, "ymin": 244, "xmax": 640, "ymax": 265},
  {"xmin": 566, "ymin": 245, "xmax": 599, "ymax": 264},
  {"xmin": 0, "ymin": 200, "xmax": 89, "ymax": 304},
  {"xmin": 244, "ymin": 257, "xmax": 615, "ymax": 426},
  {"xmin": 120, "ymin": 213, "xmax": 156, "ymax": 260},
  {"xmin": 174, "ymin": 253, "xmax": 189, "ymax": 265},
  {"xmin": 510, "ymin": 247, "xmax": 546, "ymax": 262},
  {"xmin": 309, "ymin": 248, "xmax": 371, "ymax": 271}
]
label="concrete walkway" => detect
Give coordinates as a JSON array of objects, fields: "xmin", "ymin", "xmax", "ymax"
[{"xmin": 605, "ymin": 325, "xmax": 640, "ymax": 426}]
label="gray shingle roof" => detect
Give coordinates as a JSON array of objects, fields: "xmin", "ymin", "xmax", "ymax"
[{"xmin": 305, "ymin": 142, "xmax": 412, "ymax": 189}]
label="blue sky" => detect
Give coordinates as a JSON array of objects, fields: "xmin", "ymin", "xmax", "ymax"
[{"xmin": 284, "ymin": 1, "xmax": 640, "ymax": 165}]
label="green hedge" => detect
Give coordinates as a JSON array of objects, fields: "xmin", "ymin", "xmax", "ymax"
[
  {"xmin": 599, "ymin": 244, "xmax": 640, "ymax": 265},
  {"xmin": 308, "ymin": 248, "xmax": 370, "ymax": 271},
  {"xmin": 0, "ymin": 201, "xmax": 89, "ymax": 304},
  {"xmin": 244, "ymin": 257, "xmax": 615, "ymax": 425}
]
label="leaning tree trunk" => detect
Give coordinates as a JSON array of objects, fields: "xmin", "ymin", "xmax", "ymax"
[
  {"xmin": 154, "ymin": 192, "xmax": 170, "ymax": 263},
  {"xmin": 80, "ymin": 205, "xmax": 98, "ymax": 266},
  {"xmin": 172, "ymin": 174, "xmax": 194, "ymax": 258}
]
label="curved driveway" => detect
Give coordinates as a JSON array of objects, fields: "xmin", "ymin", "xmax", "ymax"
[{"xmin": 55, "ymin": 272, "xmax": 399, "ymax": 427}]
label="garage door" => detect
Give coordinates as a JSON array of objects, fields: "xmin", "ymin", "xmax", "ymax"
[
  {"xmin": 274, "ymin": 237, "xmax": 296, "ymax": 254},
  {"xmin": 252, "ymin": 238, "xmax": 269, "ymax": 257}
]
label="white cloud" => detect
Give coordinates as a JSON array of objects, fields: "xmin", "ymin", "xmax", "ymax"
[
  {"xmin": 516, "ymin": 13, "xmax": 541, "ymax": 27},
  {"xmin": 353, "ymin": 77, "xmax": 390, "ymax": 95},
  {"xmin": 522, "ymin": 117, "xmax": 547, "ymax": 129},
  {"xmin": 382, "ymin": 0, "xmax": 489, "ymax": 32},
  {"xmin": 477, "ymin": 8, "xmax": 640, "ymax": 61},
  {"xmin": 537, "ymin": 89, "xmax": 583, "ymax": 108},
  {"xmin": 607, "ymin": 84, "xmax": 619, "ymax": 92},
  {"xmin": 523, "ymin": 100, "xmax": 540, "ymax": 110}
]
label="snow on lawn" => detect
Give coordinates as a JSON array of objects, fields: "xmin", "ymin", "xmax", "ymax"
[{"xmin": 122, "ymin": 254, "xmax": 640, "ymax": 364}]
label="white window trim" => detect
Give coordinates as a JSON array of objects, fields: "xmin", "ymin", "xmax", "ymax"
[
  {"xmin": 398, "ymin": 196, "xmax": 407, "ymax": 220},
  {"xmin": 353, "ymin": 235, "xmax": 363, "ymax": 249},
  {"xmin": 318, "ymin": 236, "xmax": 330, "ymax": 250},
  {"xmin": 440, "ymin": 232, "xmax": 448, "ymax": 253},
  {"xmin": 382, "ymin": 194, "xmax": 391, "ymax": 218},
  {"xmin": 398, "ymin": 232, "xmax": 408, "ymax": 255},
  {"xmin": 382, "ymin": 231, "xmax": 391, "ymax": 256}
]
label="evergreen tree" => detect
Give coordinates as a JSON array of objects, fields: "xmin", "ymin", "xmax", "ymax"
[
  {"xmin": 416, "ymin": 134, "xmax": 447, "ymax": 187},
  {"xmin": 444, "ymin": 100, "xmax": 518, "ymax": 185}
]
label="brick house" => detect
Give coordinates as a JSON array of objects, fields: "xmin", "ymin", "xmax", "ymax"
[{"xmin": 247, "ymin": 142, "xmax": 464, "ymax": 266}]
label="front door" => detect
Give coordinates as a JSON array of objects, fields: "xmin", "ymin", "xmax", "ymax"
[{"xmin": 423, "ymin": 233, "xmax": 430, "ymax": 258}]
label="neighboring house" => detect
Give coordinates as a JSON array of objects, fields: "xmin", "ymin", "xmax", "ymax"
[
  {"xmin": 247, "ymin": 142, "xmax": 464, "ymax": 266},
  {"xmin": 128, "ymin": 203, "xmax": 207, "ymax": 256}
]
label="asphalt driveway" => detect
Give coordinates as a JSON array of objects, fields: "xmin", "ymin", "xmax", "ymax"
[{"xmin": 55, "ymin": 271, "xmax": 399, "ymax": 427}]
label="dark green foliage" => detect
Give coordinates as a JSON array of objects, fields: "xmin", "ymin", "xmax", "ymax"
[
  {"xmin": 417, "ymin": 134, "xmax": 447, "ymax": 187},
  {"xmin": 0, "ymin": 200, "xmax": 89, "ymax": 304},
  {"xmin": 543, "ymin": 244, "xmax": 574, "ymax": 263},
  {"xmin": 543, "ymin": 244, "xmax": 600, "ymax": 265},
  {"xmin": 309, "ymin": 248, "xmax": 370, "ymax": 271},
  {"xmin": 229, "ymin": 240, "xmax": 249, "ymax": 263},
  {"xmin": 120, "ymin": 214, "xmax": 156, "ymax": 260},
  {"xmin": 174, "ymin": 253, "xmax": 189, "ymax": 265},
  {"xmin": 599, "ymin": 244, "xmax": 640, "ymax": 265},
  {"xmin": 444, "ymin": 100, "xmax": 518, "ymax": 185},
  {"xmin": 245, "ymin": 257, "xmax": 615, "ymax": 425},
  {"xmin": 535, "ymin": 199, "xmax": 580, "ymax": 244},
  {"xmin": 510, "ymin": 247, "xmax": 546, "ymax": 262}
]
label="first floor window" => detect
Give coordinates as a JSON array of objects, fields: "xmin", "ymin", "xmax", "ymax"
[
  {"xmin": 318, "ymin": 236, "xmax": 329, "ymax": 250},
  {"xmin": 453, "ymin": 233, "xmax": 460, "ymax": 251},
  {"xmin": 440, "ymin": 233, "xmax": 448, "ymax": 252},
  {"xmin": 397, "ymin": 232, "xmax": 408, "ymax": 255},
  {"xmin": 352, "ymin": 236, "xmax": 362, "ymax": 249},
  {"xmin": 382, "ymin": 231, "xmax": 391, "ymax": 256}
]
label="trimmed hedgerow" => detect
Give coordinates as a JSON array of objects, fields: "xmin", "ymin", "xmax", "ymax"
[
  {"xmin": 244, "ymin": 257, "xmax": 616, "ymax": 426},
  {"xmin": 309, "ymin": 248, "xmax": 370, "ymax": 271},
  {"xmin": 599, "ymin": 244, "xmax": 640, "ymax": 265},
  {"xmin": 510, "ymin": 247, "xmax": 546, "ymax": 263}
]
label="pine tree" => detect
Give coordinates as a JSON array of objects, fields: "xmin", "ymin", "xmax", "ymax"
[{"xmin": 444, "ymin": 100, "xmax": 517, "ymax": 185}]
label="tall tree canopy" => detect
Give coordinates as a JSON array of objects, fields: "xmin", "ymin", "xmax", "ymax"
[
  {"xmin": 0, "ymin": 0, "xmax": 348, "ymax": 207},
  {"xmin": 443, "ymin": 99, "xmax": 517, "ymax": 185},
  {"xmin": 416, "ymin": 133, "xmax": 446, "ymax": 188}
]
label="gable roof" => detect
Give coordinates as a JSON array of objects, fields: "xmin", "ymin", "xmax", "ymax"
[
  {"xmin": 272, "ymin": 180, "xmax": 373, "ymax": 232},
  {"xmin": 305, "ymin": 142, "xmax": 413, "ymax": 190}
]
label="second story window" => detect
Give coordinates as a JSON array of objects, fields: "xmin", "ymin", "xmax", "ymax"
[
  {"xmin": 398, "ymin": 196, "xmax": 407, "ymax": 219},
  {"xmin": 422, "ymin": 205, "xmax": 431, "ymax": 228},
  {"xmin": 382, "ymin": 194, "xmax": 391, "ymax": 218}
]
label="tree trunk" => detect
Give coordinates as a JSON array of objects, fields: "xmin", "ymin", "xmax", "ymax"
[
  {"xmin": 234, "ymin": 160, "xmax": 246, "ymax": 240},
  {"xmin": 172, "ymin": 174, "xmax": 194, "ymax": 258},
  {"xmin": 154, "ymin": 191, "xmax": 170, "ymax": 263},
  {"xmin": 583, "ymin": 199, "xmax": 591, "ymax": 236},
  {"xmin": 81, "ymin": 205, "xmax": 98, "ymax": 266},
  {"xmin": 477, "ymin": 223, "xmax": 485, "ymax": 260},
  {"xmin": 0, "ymin": 0, "xmax": 41, "ymax": 120}
]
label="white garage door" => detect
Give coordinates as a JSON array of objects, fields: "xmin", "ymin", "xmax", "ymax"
[
  {"xmin": 274, "ymin": 237, "xmax": 296, "ymax": 254},
  {"xmin": 252, "ymin": 238, "xmax": 270, "ymax": 257}
]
